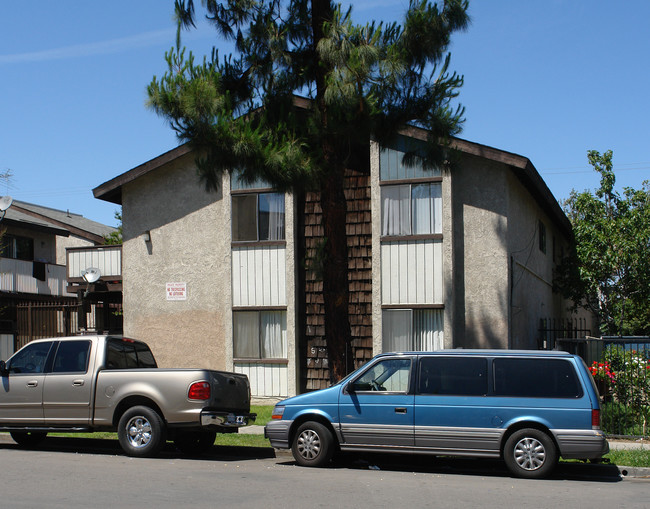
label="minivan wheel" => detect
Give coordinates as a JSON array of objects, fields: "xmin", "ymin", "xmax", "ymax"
[
  {"xmin": 10, "ymin": 431, "xmax": 47, "ymax": 447},
  {"xmin": 291, "ymin": 421, "xmax": 335, "ymax": 467},
  {"xmin": 504, "ymin": 428, "xmax": 557, "ymax": 479},
  {"xmin": 118, "ymin": 405, "xmax": 166, "ymax": 458}
]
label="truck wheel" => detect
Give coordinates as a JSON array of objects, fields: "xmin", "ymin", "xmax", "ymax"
[
  {"xmin": 118, "ymin": 406, "xmax": 166, "ymax": 458},
  {"xmin": 291, "ymin": 421, "xmax": 335, "ymax": 467},
  {"xmin": 10, "ymin": 431, "xmax": 47, "ymax": 447},
  {"xmin": 503, "ymin": 428, "xmax": 557, "ymax": 479},
  {"xmin": 174, "ymin": 430, "xmax": 217, "ymax": 456}
]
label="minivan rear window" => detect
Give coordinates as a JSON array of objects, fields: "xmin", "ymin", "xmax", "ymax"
[
  {"xmin": 493, "ymin": 358, "xmax": 582, "ymax": 398},
  {"xmin": 418, "ymin": 357, "xmax": 488, "ymax": 396}
]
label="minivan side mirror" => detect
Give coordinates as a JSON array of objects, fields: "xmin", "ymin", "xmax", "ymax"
[{"xmin": 0, "ymin": 360, "xmax": 8, "ymax": 377}]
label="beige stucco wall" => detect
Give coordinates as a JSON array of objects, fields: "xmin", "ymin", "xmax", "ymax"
[
  {"xmin": 56, "ymin": 235, "xmax": 95, "ymax": 266},
  {"xmin": 505, "ymin": 172, "xmax": 588, "ymax": 348},
  {"xmin": 120, "ymin": 152, "xmax": 299, "ymax": 396},
  {"xmin": 121, "ymin": 153, "xmax": 232, "ymax": 370},
  {"xmin": 450, "ymin": 155, "xmax": 510, "ymax": 349}
]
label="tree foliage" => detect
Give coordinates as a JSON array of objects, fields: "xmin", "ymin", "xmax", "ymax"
[
  {"xmin": 147, "ymin": 0, "xmax": 469, "ymax": 380},
  {"xmin": 103, "ymin": 210, "xmax": 123, "ymax": 245},
  {"xmin": 556, "ymin": 150, "xmax": 650, "ymax": 336}
]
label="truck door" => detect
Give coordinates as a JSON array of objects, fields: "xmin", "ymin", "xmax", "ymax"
[
  {"xmin": 0, "ymin": 341, "xmax": 54, "ymax": 423},
  {"xmin": 42, "ymin": 340, "xmax": 94, "ymax": 425}
]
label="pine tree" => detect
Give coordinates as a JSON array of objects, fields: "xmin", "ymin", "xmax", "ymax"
[{"xmin": 148, "ymin": 0, "xmax": 469, "ymax": 381}]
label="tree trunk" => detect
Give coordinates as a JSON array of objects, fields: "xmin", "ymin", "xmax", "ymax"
[
  {"xmin": 311, "ymin": 0, "xmax": 352, "ymax": 383},
  {"xmin": 319, "ymin": 163, "xmax": 352, "ymax": 383}
]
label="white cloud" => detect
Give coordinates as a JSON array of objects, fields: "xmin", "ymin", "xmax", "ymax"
[{"xmin": 0, "ymin": 29, "xmax": 174, "ymax": 64}]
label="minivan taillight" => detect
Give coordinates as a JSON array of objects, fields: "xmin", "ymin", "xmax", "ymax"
[
  {"xmin": 592, "ymin": 408, "xmax": 601, "ymax": 429},
  {"xmin": 188, "ymin": 381, "xmax": 211, "ymax": 400}
]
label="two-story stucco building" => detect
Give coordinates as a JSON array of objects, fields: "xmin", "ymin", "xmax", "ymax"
[
  {"xmin": 93, "ymin": 128, "xmax": 594, "ymax": 401},
  {"xmin": 0, "ymin": 201, "xmax": 118, "ymax": 358}
]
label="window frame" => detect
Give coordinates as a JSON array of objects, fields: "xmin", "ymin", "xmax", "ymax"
[
  {"xmin": 1, "ymin": 234, "xmax": 34, "ymax": 261},
  {"xmin": 348, "ymin": 357, "xmax": 413, "ymax": 394},
  {"xmin": 380, "ymin": 178, "xmax": 443, "ymax": 240},
  {"xmin": 231, "ymin": 189, "xmax": 286, "ymax": 245},
  {"xmin": 382, "ymin": 307, "xmax": 444, "ymax": 352},
  {"xmin": 233, "ymin": 308, "xmax": 288, "ymax": 361},
  {"xmin": 417, "ymin": 356, "xmax": 489, "ymax": 396},
  {"xmin": 51, "ymin": 340, "xmax": 92, "ymax": 374}
]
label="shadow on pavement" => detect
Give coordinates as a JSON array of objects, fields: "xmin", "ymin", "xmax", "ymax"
[
  {"xmin": 276, "ymin": 451, "xmax": 624, "ymax": 483},
  {"xmin": 0, "ymin": 435, "xmax": 630, "ymax": 481},
  {"xmin": 0, "ymin": 436, "xmax": 277, "ymax": 462}
]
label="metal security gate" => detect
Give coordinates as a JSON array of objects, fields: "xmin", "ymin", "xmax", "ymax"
[
  {"xmin": 15, "ymin": 299, "xmax": 123, "ymax": 351},
  {"xmin": 16, "ymin": 301, "xmax": 78, "ymax": 350}
]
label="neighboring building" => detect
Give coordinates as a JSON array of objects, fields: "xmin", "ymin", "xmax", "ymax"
[
  {"xmin": 0, "ymin": 200, "xmax": 119, "ymax": 358},
  {"xmin": 93, "ymin": 129, "xmax": 594, "ymax": 401}
]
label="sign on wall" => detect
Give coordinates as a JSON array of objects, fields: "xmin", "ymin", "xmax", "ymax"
[{"xmin": 166, "ymin": 282, "xmax": 187, "ymax": 301}]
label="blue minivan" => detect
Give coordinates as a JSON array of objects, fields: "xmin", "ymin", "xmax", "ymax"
[{"xmin": 265, "ymin": 350, "xmax": 609, "ymax": 478}]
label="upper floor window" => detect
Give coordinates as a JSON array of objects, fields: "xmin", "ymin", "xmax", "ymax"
[
  {"xmin": 231, "ymin": 171, "xmax": 285, "ymax": 242},
  {"xmin": 538, "ymin": 220, "xmax": 547, "ymax": 254},
  {"xmin": 380, "ymin": 137, "xmax": 441, "ymax": 181},
  {"xmin": 232, "ymin": 192, "xmax": 285, "ymax": 242},
  {"xmin": 381, "ymin": 183, "xmax": 442, "ymax": 236},
  {"xmin": 1, "ymin": 234, "xmax": 34, "ymax": 261}
]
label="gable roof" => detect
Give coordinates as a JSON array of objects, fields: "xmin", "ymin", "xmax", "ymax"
[
  {"xmin": 5, "ymin": 200, "xmax": 116, "ymax": 244},
  {"xmin": 92, "ymin": 133, "xmax": 571, "ymax": 238}
]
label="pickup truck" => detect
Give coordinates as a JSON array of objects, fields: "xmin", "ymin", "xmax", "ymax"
[{"xmin": 0, "ymin": 335, "xmax": 255, "ymax": 457}]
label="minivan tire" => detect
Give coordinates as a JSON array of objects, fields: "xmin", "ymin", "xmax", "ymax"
[
  {"xmin": 504, "ymin": 428, "xmax": 557, "ymax": 479},
  {"xmin": 291, "ymin": 421, "xmax": 335, "ymax": 467},
  {"xmin": 118, "ymin": 405, "xmax": 166, "ymax": 458}
]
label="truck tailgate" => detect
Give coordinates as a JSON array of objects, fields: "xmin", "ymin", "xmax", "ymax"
[{"xmin": 208, "ymin": 371, "xmax": 251, "ymax": 412}]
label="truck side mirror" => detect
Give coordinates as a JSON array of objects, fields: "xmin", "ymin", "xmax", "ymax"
[{"xmin": 0, "ymin": 360, "xmax": 7, "ymax": 377}]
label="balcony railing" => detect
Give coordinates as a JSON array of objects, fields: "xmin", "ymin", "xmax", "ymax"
[
  {"xmin": 0, "ymin": 257, "xmax": 71, "ymax": 296},
  {"xmin": 66, "ymin": 245, "xmax": 122, "ymax": 282}
]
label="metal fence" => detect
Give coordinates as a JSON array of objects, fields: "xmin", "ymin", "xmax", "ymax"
[
  {"xmin": 15, "ymin": 300, "xmax": 123, "ymax": 351},
  {"xmin": 557, "ymin": 337, "xmax": 650, "ymax": 438}
]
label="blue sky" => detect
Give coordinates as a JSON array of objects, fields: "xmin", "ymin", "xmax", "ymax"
[{"xmin": 1, "ymin": 1, "xmax": 649, "ymax": 227}]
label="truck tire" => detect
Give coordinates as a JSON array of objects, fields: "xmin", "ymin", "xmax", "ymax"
[
  {"xmin": 10, "ymin": 431, "xmax": 47, "ymax": 447},
  {"xmin": 503, "ymin": 428, "xmax": 558, "ymax": 479},
  {"xmin": 174, "ymin": 430, "xmax": 217, "ymax": 455},
  {"xmin": 118, "ymin": 406, "xmax": 166, "ymax": 458},
  {"xmin": 291, "ymin": 421, "xmax": 335, "ymax": 467}
]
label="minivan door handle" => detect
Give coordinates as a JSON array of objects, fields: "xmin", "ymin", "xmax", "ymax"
[{"xmin": 395, "ymin": 407, "xmax": 407, "ymax": 414}]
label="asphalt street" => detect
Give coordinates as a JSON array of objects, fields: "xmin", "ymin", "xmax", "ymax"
[{"xmin": 0, "ymin": 435, "xmax": 648, "ymax": 509}]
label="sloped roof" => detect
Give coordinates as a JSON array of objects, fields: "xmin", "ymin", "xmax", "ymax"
[
  {"xmin": 4, "ymin": 200, "xmax": 116, "ymax": 244},
  {"xmin": 93, "ymin": 135, "xmax": 571, "ymax": 238}
]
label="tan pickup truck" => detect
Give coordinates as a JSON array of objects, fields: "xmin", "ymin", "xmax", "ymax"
[{"xmin": 0, "ymin": 335, "xmax": 255, "ymax": 457}]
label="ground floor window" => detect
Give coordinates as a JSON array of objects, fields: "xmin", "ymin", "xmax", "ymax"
[
  {"xmin": 233, "ymin": 310, "xmax": 287, "ymax": 359},
  {"xmin": 382, "ymin": 308, "xmax": 443, "ymax": 352}
]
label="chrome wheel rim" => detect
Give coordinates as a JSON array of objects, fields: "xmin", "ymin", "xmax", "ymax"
[
  {"xmin": 513, "ymin": 437, "xmax": 546, "ymax": 471},
  {"xmin": 296, "ymin": 429, "xmax": 321, "ymax": 460},
  {"xmin": 125, "ymin": 416, "xmax": 152, "ymax": 449}
]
